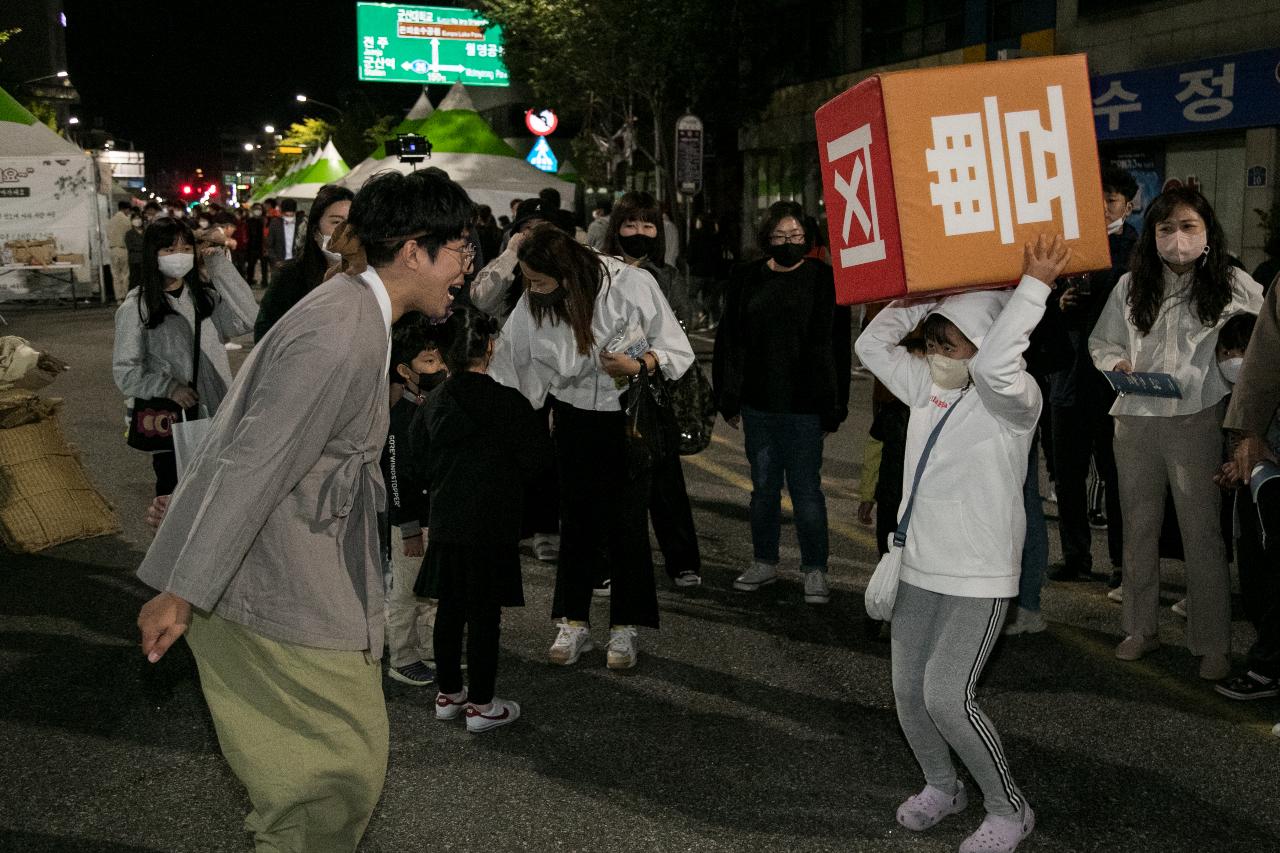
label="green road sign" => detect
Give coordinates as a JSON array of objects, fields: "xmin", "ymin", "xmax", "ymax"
[{"xmin": 356, "ymin": 3, "xmax": 509, "ymax": 87}]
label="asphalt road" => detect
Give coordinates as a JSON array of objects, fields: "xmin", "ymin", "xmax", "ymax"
[{"xmin": 1, "ymin": 303, "xmax": 1276, "ymax": 853}]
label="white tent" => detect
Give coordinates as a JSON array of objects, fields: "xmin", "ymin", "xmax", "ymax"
[
  {"xmin": 0, "ymin": 85, "xmax": 99, "ymax": 302},
  {"xmin": 338, "ymin": 84, "xmax": 573, "ymax": 216}
]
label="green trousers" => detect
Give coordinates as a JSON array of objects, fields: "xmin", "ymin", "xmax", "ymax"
[{"xmin": 186, "ymin": 612, "xmax": 389, "ymax": 853}]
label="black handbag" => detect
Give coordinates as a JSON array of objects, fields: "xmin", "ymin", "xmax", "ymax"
[
  {"xmin": 668, "ymin": 361, "xmax": 716, "ymax": 455},
  {"xmin": 621, "ymin": 363, "xmax": 677, "ymax": 473},
  {"xmin": 126, "ymin": 311, "xmax": 201, "ymax": 453}
]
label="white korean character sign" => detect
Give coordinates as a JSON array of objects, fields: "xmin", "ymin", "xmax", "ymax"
[{"xmin": 816, "ymin": 54, "xmax": 1112, "ymax": 305}]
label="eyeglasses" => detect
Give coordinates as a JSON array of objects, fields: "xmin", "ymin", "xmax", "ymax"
[
  {"xmin": 440, "ymin": 243, "xmax": 476, "ymax": 267},
  {"xmin": 769, "ymin": 231, "xmax": 806, "ymax": 245}
]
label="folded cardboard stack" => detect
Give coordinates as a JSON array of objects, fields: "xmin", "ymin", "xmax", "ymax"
[{"xmin": 4, "ymin": 238, "xmax": 59, "ymax": 267}]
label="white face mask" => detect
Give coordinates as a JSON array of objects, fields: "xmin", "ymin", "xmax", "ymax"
[
  {"xmin": 1107, "ymin": 217, "xmax": 1125, "ymax": 235},
  {"xmin": 283, "ymin": 213, "xmax": 295, "ymax": 223},
  {"xmin": 197, "ymin": 219, "xmax": 210, "ymax": 229},
  {"xmin": 927, "ymin": 353, "xmax": 971, "ymax": 390},
  {"xmin": 1156, "ymin": 230, "xmax": 1208, "ymax": 266},
  {"xmin": 1219, "ymin": 356, "xmax": 1243, "ymax": 385},
  {"xmin": 157, "ymin": 253, "xmax": 194, "ymax": 280},
  {"xmin": 319, "ymin": 233, "xmax": 342, "ymax": 263}
]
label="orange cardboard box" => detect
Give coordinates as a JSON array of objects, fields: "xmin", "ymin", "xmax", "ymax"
[{"xmin": 816, "ymin": 54, "xmax": 1111, "ymax": 304}]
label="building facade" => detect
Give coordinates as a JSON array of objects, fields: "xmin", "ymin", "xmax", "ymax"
[{"xmin": 741, "ymin": 0, "xmax": 1280, "ymax": 273}]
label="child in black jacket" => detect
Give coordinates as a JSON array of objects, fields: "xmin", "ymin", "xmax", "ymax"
[
  {"xmin": 411, "ymin": 308, "xmax": 553, "ymax": 733},
  {"xmin": 381, "ymin": 314, "xmax": 449, "ymax": 687}
]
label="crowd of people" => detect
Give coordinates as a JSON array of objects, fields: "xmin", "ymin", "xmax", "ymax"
[{"xmin": 109, "ymin": 160, "xmax": 1279, "ymax": 853}]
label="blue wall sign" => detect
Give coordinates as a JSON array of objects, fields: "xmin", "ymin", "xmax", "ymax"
[
  {"xmin": 526, "ymin": 137, "xmax": 558, "ymax": 173},
  {"xmin": 1091, "ymin": 47, "xmax": 1280, "ymax": 141}
]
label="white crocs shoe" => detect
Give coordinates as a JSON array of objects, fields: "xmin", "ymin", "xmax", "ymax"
[
  {"xmin": 959, "ymin": 803, "xmax": 1035, "ymax": 853},
  {"xmin": 896, "ymin": 782, "xmax": 967, "ymax": 831}
]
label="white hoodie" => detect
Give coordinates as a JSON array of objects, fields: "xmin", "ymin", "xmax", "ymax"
[{"xmin": 855, "ymin": 275, "xmax": 1050, "ymax": 598}]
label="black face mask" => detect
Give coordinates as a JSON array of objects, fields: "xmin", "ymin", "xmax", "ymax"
[
  {"xmin": 766, "ymin": 242, "xmax": 809, "ymax": 267},
  {"xmin": 617, "ymin": 233, "xmax": 657, "ymax": 260},
  {"xmin": 419, "ymin": 370, "xmax": 447, "ymax": 392},
  {"xmin": 528, "ymin": 287, "xmax": 566, "ymax": 311}
]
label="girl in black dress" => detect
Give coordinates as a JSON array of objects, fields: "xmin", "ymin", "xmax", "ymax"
[{"xmin": 411, "ymin": 308, "xmax": 553, "ymax": 733}]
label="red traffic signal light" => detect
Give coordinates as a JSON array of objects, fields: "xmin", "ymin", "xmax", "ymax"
[{"xmin": 181, "ymin": 184, "xmax": 193, "ymax": 195}]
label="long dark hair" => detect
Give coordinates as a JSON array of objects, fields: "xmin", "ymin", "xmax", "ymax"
[
  {"xmin": 516, "ymin": 224, "xmax": 608, "ymax": 355},
  {"xmin": 1127, "ymin": 187, "xmax": 1232, "ymax": 335},
  {"xmin": 137, "ymin": 218, "xmax": 212, "ymax": 330},
  {"xmin": 290, "ymin": 184, "xmax": 355, "ymax": 287},
  {"xmin": 602, "ymin": 191, "xmax": 664, "ymax": 261}
]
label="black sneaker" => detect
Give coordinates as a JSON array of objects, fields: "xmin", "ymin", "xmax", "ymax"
[
  {"xmin": 593, "ymin": 578, "xmax": 612, "ymax": 598},
  {"xmin": 1088, "ymin": 511, "xmax": 1108, "ymax": 530},
  {"xmin": 389, "ymin": 660, "xmax": 436, "ymax": 686},
  {"xmin": 1049, "ymin": 563, "xmax": 1091, "ymax": 582},
  {"xmin": 1215, "ymin": 671, "xmax": 1280, "ymax": 701},
  {"xmin": 1107, "ymin": 570, "xmax": 1123, "ymax": 589}
]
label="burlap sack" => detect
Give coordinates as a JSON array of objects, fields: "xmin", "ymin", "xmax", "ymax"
[
  {"xmin": 0, "ymin": 416, "xmax": 120, "ymax": 553},
  {"xmin": 0, "ymin": 391, "xmax": 62, "ymax": 429}
]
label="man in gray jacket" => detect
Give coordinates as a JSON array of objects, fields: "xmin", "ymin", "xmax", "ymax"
[{"xmin": 135, "ymin": 169, "xmax": 474, "ymax": 852}]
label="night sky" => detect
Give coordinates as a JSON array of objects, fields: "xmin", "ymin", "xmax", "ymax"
[{"xmin": 61, "ymin": 0, "xmax": 441, "ymax": 181}]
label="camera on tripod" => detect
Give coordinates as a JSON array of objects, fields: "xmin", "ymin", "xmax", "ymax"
[{"xmin": 385, "ymin": 134, "xmax": 432, "ymax": 164}]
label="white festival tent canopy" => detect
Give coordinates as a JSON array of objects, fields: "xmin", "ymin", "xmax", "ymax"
[
  {"xmin": 0, "ymin": 85, "xmax": 101, "ymax": 301},
  {"xmin": 337, "ymin": 84, "xmax": 573, "ymax": 217}
]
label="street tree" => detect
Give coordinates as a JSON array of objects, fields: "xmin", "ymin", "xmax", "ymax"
[{"xmin": 480, "ymin": 0, "xmax": 785, "ymax": 203}]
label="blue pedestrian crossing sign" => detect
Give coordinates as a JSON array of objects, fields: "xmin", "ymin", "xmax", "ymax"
[{"xmin": 526, "ymin": 137, "xmax": 558, "ymax": 173}]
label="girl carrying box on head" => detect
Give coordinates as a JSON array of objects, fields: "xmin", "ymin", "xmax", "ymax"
[{"xmin": 855, "ymin": 235, "xmax": 1071, "ymax": 853}]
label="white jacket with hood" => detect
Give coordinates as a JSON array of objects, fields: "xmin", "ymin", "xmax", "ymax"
[{"xmin": 855, "ymin": 275, "xmax": 1050, "ymax": 599}]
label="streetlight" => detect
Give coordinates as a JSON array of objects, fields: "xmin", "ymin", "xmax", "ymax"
[
  {"xmin": 263, "ymin": 124, "xmax": 275, "ymax": 133},
  {"xmin": 68, "ymin": 116, "xmax": 80, "ymax": 125},
  {"xmin": 20, "ymin": 70, "xmax": 68, "ymax": 85},
  {"xmin": 243, "ymin": 142, "xmax": 254, "ymax": 151},
  {"xmin": 295, "ymin": 93, "xmax": 344, "ymax": 117}
]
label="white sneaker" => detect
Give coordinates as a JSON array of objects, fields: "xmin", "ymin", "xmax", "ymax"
[
  {"xmin": 1272, "ymin": 721, "xmax": 1279, "ymax": 738},
  {"xmin": 465, "ymin": 697, "xmax": 520, "ymax": 733},
  {"xmin": 223, "ymin": 341, "xmax": 243, "ymax": 351},
  {"xmin": 733, "ymin": 561, "xmax": 778, "ymax": 591},
  {"xmin": 1107, "ymin": 586, "xmax": 1124, "ymax": 603},
  {"xmin": 1003, "ymin": 607, "xmax": 1047, "ymax": 636},
  {"xmin": 607, "ymin": 625, "xmax": 638, "ymax": 670},
  {"xmin": 548, "ymin": 620, "xmax": 594, "ymax": 666},
  {"xmin": 674, "ymin": 570, "xmax": 702, "ymax": 588},
  {"xmin": 435, "ymin": 689, "xmax": 468, "ymax": 721},
  {"xmin": 532, "ymin": 533, "xmax": 559, "ymax": 562},
  {"xmin": 1171, "ymin": 598, "xmax": 1187, "ymax": 618},
  {"xmin": 803, "ymin": 570, "xmax": 830, "ymax": 604}
]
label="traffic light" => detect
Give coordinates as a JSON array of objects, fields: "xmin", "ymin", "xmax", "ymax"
[{"xmin": 181, "ymin": 184, "xmax": 193, "ymax": 196}]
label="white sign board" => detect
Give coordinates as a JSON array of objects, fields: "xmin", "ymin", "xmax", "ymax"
[{"xmin": 0, "ymin": 156, "xmax": 94, "ymax": 299}]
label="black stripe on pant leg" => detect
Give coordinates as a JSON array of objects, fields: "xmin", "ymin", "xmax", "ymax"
[{"xmin": 964, "ymin": 598, "xmax": 1022, "ymax": 812}]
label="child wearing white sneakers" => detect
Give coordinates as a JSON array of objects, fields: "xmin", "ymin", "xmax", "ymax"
[
  {"xmin": 411, "ymin": 308, "xmax": 553, "ymax": 733},
  {"xmin": 855, "ymin": 235, "xmax": 1071, "ymax": 853}
]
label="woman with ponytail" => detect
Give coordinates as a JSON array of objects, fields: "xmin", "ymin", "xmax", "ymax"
[{"xmin": 1090, "ymin": 186, "xmax": 1263, "ymax": 680}]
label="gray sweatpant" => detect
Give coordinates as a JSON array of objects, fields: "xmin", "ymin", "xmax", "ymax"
[{"xmin": 891, "ymin": 581, "xmax": 1025, "ymax": 817}]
